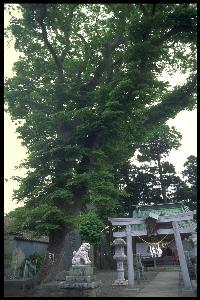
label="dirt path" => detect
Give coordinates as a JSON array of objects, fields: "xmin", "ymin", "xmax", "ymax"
[
  {"xmin": 96, "ymin": 270, "xmax": 196, "ymax": 297},
  {"xmin": 96, "ymin": 270, "xmax": 158, "ymax": 297},
  {"xmin": 136, "ymin": 271, "xmax": 180, "ymax": 297}
]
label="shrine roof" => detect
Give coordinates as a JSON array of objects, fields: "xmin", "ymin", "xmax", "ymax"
[{"xmin": 132, "ymin": 202, "xmax": 196, "ymax": 232}]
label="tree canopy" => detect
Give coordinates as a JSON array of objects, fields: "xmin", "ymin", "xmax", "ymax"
[
  {"xmin": 175, "ymin": 155, "xmax": 197, "ymax": 211},
  {"xmin": 4, "ymin": 3, "xmax": 197, "ymax": 280}
]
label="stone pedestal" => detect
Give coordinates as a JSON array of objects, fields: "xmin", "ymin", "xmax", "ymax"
[{"xmin": 59, "ymin": 265, "xmax": 101, "ymax": 296}]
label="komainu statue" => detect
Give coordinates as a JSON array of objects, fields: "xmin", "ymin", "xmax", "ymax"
[{"xmin": 72, "ymin": 243, "xmax": 91, "ymax": 265}]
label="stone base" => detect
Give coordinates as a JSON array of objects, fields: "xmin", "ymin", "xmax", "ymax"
[
  {"xmin": 59, "ymin": 265, "xmax": 101, "ymax": 291},
  {"xmin": 66, "ymin": 275, "xmax": 96, "ymax": 283},
  {"xmin": 59, "ymin": 281, "xmax": 100, "ymax": 289},
  {"xmin": 32, "ymin": 282, "xmax": 101, "ymax": 297},
  {"xmin": 70, "ymin": 265, "xmax": 94, "ymax": 276},
  {"xmin": 112, "ymin": 279, "xmax": 128, "ymax": 286},
  {"xmin": 125, "ymin": 287, "xmax": 140, "ymax": 291},
  {"xmin": 56, "ymin": 270, "xmax": 69, "ymax": 281}
]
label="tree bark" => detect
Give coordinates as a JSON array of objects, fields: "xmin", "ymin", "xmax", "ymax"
[{"xmin": 37, "ymin": 228, "xmax": 69, "ymax": 283}]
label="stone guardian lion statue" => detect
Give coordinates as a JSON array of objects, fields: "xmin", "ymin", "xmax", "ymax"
[{"xmin": 72, "ymin": 243, "xmax": 91, "ymax": 265}]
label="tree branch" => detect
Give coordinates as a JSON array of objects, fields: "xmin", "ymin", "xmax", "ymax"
[
  {"xmin": 75, "ymin": 33, "xmax": 89, "ymax": 81},
  {"xmin": 151, "ymin": 4, "xmax": 156, "ymax": 16},
  {"xmin": 152, "ymin": 26, "xmax": 194, "ymax": 47},
  {"xmin": 144, "ymin": 74, "xmax": 197, "ymax": 129},
  {"xmin": 36, "ymin": 5, "xmax": 62, "ymax": 71},
  {"xmin": 138, "ymin": 4, "xmax": 148, "ymax": 16},
  {"xmin": 77, "ymin": 33, "xmax": 89, "ymax": 59},
  {"xmin": 139, "ymin": 4, "xmax": 156, "ymax": 17},
  {"xmin": 110, "ymin": 36, "xmax": 127, "ymax": 50},
  {"xmin": 80, "ymin": 36, "xmax": 127, "ymax": 93},
  {"xmin": 59, "ymin": 5, "xmax": 77, "ymax": 63},
  {"xmin": 36, "ymin": 4, "xmax": 77, "ymax": 68}
]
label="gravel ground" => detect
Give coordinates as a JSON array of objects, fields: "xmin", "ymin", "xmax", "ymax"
[
  {"xmin": 9, "ymin": 270, "xmax": 158, "ymax": 297},
  {"xmin": 7, "ymin": 268, "xmax": 196, "ymax": 297}
]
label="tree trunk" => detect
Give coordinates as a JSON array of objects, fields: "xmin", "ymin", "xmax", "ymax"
[
  {"xmin": 157, "ymin": 155, "xmax": 167, "ymax": 203},
  {"xmin": 36, "ymin": 193, "xmax": 83, "ymax": 283},
  {"xmin": 37, "ymin": 228, "xmax": 69, "ymax": 283}
]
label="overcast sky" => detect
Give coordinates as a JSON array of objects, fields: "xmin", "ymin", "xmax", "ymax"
[{"xmin": 4, "ymin": 7, "xmax": 197, "ymax": 214}]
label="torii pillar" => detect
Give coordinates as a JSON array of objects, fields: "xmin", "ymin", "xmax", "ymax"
[
  {"xmin": 172, "ymin": 221, "xmax": 192, "ymax": 290},
  {"xmin": 126, "ymin": 225, "xmax": 134, "ymax": 288}
]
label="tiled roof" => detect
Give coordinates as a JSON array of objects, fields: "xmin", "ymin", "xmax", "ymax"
[
  {"xmin": 4, "ymin": 216, "xmax": 49, "ymax": 243},
  {"xmin": 14, "ymin": 231, "xmax": 49, "ymax": 243},
  {"xmin": 132, "ymin": 202, "xmax": 196, "ymax": 232}
]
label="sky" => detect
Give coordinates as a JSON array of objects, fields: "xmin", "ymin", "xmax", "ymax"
[{"xmin": 4, "ymin": 7, "xmax": 197, "ymax": 214}]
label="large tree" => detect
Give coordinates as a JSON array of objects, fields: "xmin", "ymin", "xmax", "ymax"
[{"xmin": 4, "ymin": 4, "xmax": 197, "ymax": 281}]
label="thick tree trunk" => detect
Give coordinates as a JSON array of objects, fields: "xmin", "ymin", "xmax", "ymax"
[
  {"xmin": 94, "ymin": 245, "xmax": 101, "ymax": 269},
  {"xmin": 35, "ymin": 67, "xmax": 77, "ymax": 284},
  {"xmin": 37, "ymin": 194, "xmax": 83, "ymax": 283},
  {"xmin": 37, "ymin": 228, "xmax": 69, "ymax": 283}
]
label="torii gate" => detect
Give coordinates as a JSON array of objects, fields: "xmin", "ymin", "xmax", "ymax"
[{"xmin": 108, "ymin": 210, "xmax": 196, "ymax": 290}]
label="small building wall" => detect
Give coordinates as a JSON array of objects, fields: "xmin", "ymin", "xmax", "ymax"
[
  {"xmin": 4, "ymin": 235, "xmax": 17, "ymax": 275},
  {"xmin": 4, "ymin": 235, "xmax": 48, "ymax": 278},
  {"xmin": 15, "ymin": 239, "xmax": 48, "ymax": 257}
]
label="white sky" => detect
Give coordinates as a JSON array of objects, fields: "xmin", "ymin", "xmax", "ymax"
[{"xmin": 4, "ymin": 7, "xmax": 197, "ymax": 214}]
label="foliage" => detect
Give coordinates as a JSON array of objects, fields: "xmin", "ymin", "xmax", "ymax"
[
  {"xmin": 115, "ymin": 125, "xmax": 184, "ymax": 213},
  {"xmin": 135, "ymin": 125, "xmax": 182, "ymax": 203},
  {"xmin": 115, "ymin": 161, "xmax": 181, "ymax": 216},
  {"xmin": 175, "ymin": 155, "xmax": 197, "ymax": 210},
  {"xmin": 28, "ymin": 252, "xmax": 46, "ymax": 273},
  {"xmin": 137, "ymin": 125, "xmax": 182, "ymax": 162},
  {"xmin": 7, "ymin": 204, "xmax": 79, "ymax": 237},
  {"xmin": 182, "ymin": 155, "xmax": 197, "ymax": 188},
  {"xmin": 19, "ymin": 252, "xmax": 46, "ymax": 276},
  {"xmin": 78, "ymin": 211, "xmax": 104, "ymax": 247},
  {"xmin": 4, "ymin": 4, "xmax": 197, "ymax": 238}
]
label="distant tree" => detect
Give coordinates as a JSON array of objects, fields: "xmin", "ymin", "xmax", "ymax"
[
  {"xmin": 136, "ymin": 125, "xmax": 182, "ymax": 203},
  {"xmin": 114, "ymin": 162, "xmax": 143, "ymax": 217},
  {"xmin": 115, "ymin": 125, "xmax": 184, "ymax": 214},
  {"xmin": 176, "ymin": 155, "xmax": 197, "ymax": 210},
  {"xmin": 182, "ymin": 155, "xmax": 197, "ymax": 189},
  {"xmin": 116, "ymin": 160, "xmax": 182, "ymax": 216}
]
